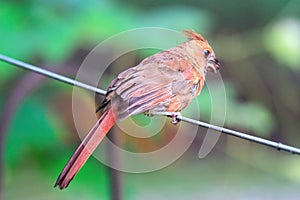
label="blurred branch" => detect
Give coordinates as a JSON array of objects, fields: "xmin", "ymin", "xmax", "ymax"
[
  {"xmin": 0, "ymin": 72, "xmax": 46, "ymax": 200},
  {"xmin": 1, "ymin": 53, "xmax": 300, "ymax": 156}
]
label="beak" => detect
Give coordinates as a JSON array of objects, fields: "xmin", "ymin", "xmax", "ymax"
[{"xmin": 206, "ymin": 56, "xmax": 220, "ymax": 73}]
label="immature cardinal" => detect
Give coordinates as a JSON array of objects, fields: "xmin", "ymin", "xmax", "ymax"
[{"xmin": 55, "ymin": 30, "xmax": 220, "ymax": 189}]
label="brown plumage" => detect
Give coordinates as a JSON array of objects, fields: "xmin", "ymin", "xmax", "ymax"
[{"xmin": 55, "ymin": 30, "xmax": 220, "ymax": 189}]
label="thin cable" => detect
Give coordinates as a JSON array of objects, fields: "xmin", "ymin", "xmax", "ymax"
[
  {"xmin": 1, "ymin": 54, "xmax": 300, "ymax": 155},
  {"xmin": 177, "ymin": 116, "xmax": 300, "ymax": 155}
]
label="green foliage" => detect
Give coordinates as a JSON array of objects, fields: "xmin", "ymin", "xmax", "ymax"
[
  {"xmin": 138, "ymin": 5, "xmax": 213, "ymax": 32},
  {"xmin": 0, "ymin": 63, "xmax": 18, "ymax": 86},
  {"xmin": 5, "ymin": 97, "xmax": 65, "ymax": 166},
  {"xmin": 264, "ymin": 18, "xmax": 300, "ymax": 71},
  {"xmin": 195, "ymin": 82, "xmax": 275, "ymax": 136},
  {"xmin": 131, "ymin": 114, "xmax": 152, "ymax": 127},
  {"xmin": 0, "ymin": 0, "xmax": 211, "ymax": 62}
]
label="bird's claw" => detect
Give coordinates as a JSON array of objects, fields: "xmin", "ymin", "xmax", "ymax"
[
  {"xmin": 171, "ymin": 114, "xmax": 181, "ymax": 125},
  {"xmin": 150, "ymin": 111, "xmax": 181, "ymax": 125}
]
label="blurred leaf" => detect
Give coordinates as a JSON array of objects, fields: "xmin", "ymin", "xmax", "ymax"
[
  {"xmin": 195, "ymin": 81, "xmax": 275, "ymax": 136},
  {"xmin": 227, "ymin": 102, "xmax": 275, "ymax": 135},
  {"xmin": 131, "ymin": 114, "xmax": 151, "ymax": 127},
  {"xmin": 5, "ymin": 97, "xmax": 65, "ymax": 166},
  {"xmin": 284, "ymin": 157, "xmax": 300, "ymax": 183},
  {"xmin": 226, "ymin": 83, "xmax": 275, "ymax": 135},
  {"xmin": 0, "ymin": 63, "xmax": 18, "ymax": 86},
  {"xmin": 139, "ymin": 5, "xmax": 213, "ymax": 33},
  {"xmin": 264, "ymin": 18, "xmax": 300, "ymax": 71},
  {"xmin": 194, "ymin": 86, "xmax": 212, "ymax": 119}
]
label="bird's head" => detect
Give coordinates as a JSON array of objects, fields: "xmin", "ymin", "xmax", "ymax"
[{"xmin": 183, "ymin": 30, "xmax": 220, "ymax": 73}]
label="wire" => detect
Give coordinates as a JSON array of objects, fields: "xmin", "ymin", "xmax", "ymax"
[
  {"xmin": 1, "ymin": 54, "xmax": 300, "ymax": 155},
  {"xmin": 0, "ymin": 54, "xmax": 106, "ymax": 95}
]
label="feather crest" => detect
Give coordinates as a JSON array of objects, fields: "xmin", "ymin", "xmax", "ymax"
[{"xmin": 183, "ymin": 30, "xmax": 206, "ymax": 42}]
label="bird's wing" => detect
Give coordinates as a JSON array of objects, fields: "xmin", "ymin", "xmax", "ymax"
[{"xmin": 102, "ymin": 63, "xmax": 193, "ymax": 120}]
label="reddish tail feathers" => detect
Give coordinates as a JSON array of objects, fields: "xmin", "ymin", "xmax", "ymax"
[{"xmin": 55, "ymin": 109, "xmax": 116, "ymax": 189}]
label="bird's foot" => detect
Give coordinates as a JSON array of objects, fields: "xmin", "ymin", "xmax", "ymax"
[
  {"xmin": 150, "ymin": 111, "xmax": 181, "ymax": 125},
  {"xmin": 171, "ymin": 113, "xmax": 181, "ymax": 125}
]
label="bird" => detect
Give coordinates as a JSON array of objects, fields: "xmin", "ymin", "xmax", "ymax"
[{"xmin": 55, "ymin": 30, "xmax": 220, "ymax": 189}]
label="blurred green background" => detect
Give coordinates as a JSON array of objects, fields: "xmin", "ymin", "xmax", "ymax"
[{"xmin": 1, "ymin": 0, "xmax": 300, "ymax": 199}]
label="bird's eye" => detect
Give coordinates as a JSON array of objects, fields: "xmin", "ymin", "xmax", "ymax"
[{"xmin": 203, "ymin": 49, "xmax": 210, "ymax": 57}]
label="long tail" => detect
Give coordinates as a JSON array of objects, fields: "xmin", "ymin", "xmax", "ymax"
[{"xmin": 55, "ymin": 109, "xmax": 116, "ymax": 189}]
